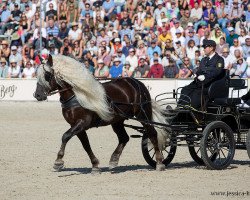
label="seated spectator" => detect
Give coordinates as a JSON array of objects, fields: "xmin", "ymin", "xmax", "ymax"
[
  {"xmin": 229, "ymin": 38, "xmax": 243, "ymax": 55},
  {"xmin": 207, "ymin": 13, "xmax": 218, "ymax": 31},
  {"xmin": 200, "ymin": 30, "xmax": 211, "ymax": 47},
  {"xmin": 86, "ymin": 40, "xmax": 98, "ymax": 56},
  {"xmin": 133, "ymin": 56, "xmax": 150, "ymax": 78},
  {"xmin": 148, "ymin": 58, "xmax": 164, "ymax": 78},
  {"xmin": 119, "ymin": 10, "xmax": 132, "ymax": 29},
  {"xmin": 233, "ymin": 57, "xmax": 248, "ymax": 78},
  {"xmin": 93, "ymin": 6, "xmax": 105, "ymax": 26},
  {"xmin": 32, "ymin": 31, "xmax": 47, "ymax": 56},
  {"xmin": 150, "ymin": 51, "xmax": 162, "ymax": 66},
  {"xmin": 67, "ymin": 3, "xmax": 78, "ymax": 24},
  {"xmin": 23, "ymin": 4, "xmax": 34, "ymax": 20},
  {"xmin": 180, "ymin": 9, "xmax": 194, "ymax": 30},
  {"xmin": 95, "ymin": 59, "xmax": 110, "ymax": 78},
  {"xmin": 9, "ymin": 45, "xmax": 22, "ymax": 66},
  {"xmin": 116, "ymin": 48, "xmax": 126, "ymax": 65},
  {"xmin": 242, "ymin": 36, "xmax": 250, "ymax": 60},
  {"xmin": 177, "ymin": 57, "xmax": 193, "ymax": 78},
  {"xmin": 228, "ymin": 0, "xmax": 243, "ymax": 27},
  {"xmin": 22, "ymin": 60, "xmax": 35, "ymax": 79},
  {"xmin": 216, "ymin": 0, "xmax": 228, "ymax": 30},
  {"xmin": 238, "ymin": 28, "xmax": 248, "ymax": 45},
  {"xmin": 147, "ymin": 39, "xmax": 161, "ymax": 60},
  {"xmin": 125, "ymin": 48, "xmax": 138, "ymax": 70},
  {"xmin": 0, "ymin": 58, "xmax": 9, "ymax": 78},
  {"xmin": 158, "ymin": 28, "xmax": 172, "ymax": 51},
  {"xmin": 185, "ymin": 29, "xmax": 200, "ymax": 46},
  {"xmin": 119, "ymin": 22, "xmax": 132, "ymax": 42},
  {"xmin": 186, "ymin": 39, "xmax": 199, "ymax": 64},
  {"xmin": 142, "ymin": 11, "xmax": 155, "ymax": 30},
  {"xmin": 58, "ymin": 21, "xmax": 69, "ymax": 43},
  {"xmin": 211, "ymin": 25, "xmax": 225, "ymax": 44},
  {"xmin": 85, "ymin": 50, "xmax": 98, "ymax": 69},
  {"xmin": 136, "ymin": 40, "xmax": 147, "ymax": 59},
  {"xmin": 48, "ymin": 42, "xmax": 59, "ymax": 56},
  {"xmin": 216, "ymin": 37, "xmax": 229, "ymax": 56},
  {"xmin": 109, "ymin": 57, "xmax": 123, "ymax": 78},
  {"xmin": 18, "ymin": 13, "xmax": 31, "ymax": 44},
  {"xmin": 47, "ymin": 33, "xmax": 61, "ymax": 50},
  {"xmin": 71, "ymin": 40, "xmax": 82, "ymax": 60},
  {"xmin": 197, "ymin": 21, "xmax": 208, "ymax": 38},
  {"xmin": 68, "ymin": 22, "xmax": 82, "ymax": 43},
  {"xmin": 81, "ymin": 13, "xmax": 94, "ymax": 31},
  {"xmin": 122, "ymin": 61, "xmax": 135, "ymax": 77},
  {"xmin": 57, "ymin": 1, "xmax": 67, "ymax": 24},
  {"xmin": 173, "ymin": 29, "xmax": 185, "ymax": 47},
  {"xmin": 83, "ymin": 59, "xmax": 95, "ymax": 75},
  {"xmin": 46, "ymin": 2, "xmax": 57, "ymax": 23},
  {"xmin": 164, "ymin": 58, "xmax": 179, "ymax": 78},
  {"xmin": 122, "ymin": 39, "xmax": 134, "ymax": 57},
  {"xmin": 60, "ymin": 38, "xmax": 72, "ymax": 56},
  {"xmin": 46, "ymin": 18, "xmax": 59, "ymax": 37},
  {"xmin": 98, "ymin": 46, "xmax": 111, "ymax": 67},
  {"xmin": 190, "ymin": 1, "xmax": 202, "ymax": 27},
  {"xmin": 8, "ymin": 57, "xmax": 21, "ymax": 78},
  {"xmin": 102, "ymin": 0, "xmax": 116, "ymax": 20},
  {"xmin": 0, "ymin": 40, "xmax": 10, "ymax": 61}
]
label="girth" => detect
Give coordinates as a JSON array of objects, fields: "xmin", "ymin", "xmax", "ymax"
[{"xmin": 60, "ymin": 95, "xmax": 81, "ymax": 109}]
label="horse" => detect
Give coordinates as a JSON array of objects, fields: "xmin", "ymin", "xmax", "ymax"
[{"xmin": 34, "ymin": 54, "xmax": 170, "ymax": 173}]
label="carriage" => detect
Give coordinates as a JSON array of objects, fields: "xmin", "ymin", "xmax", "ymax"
[
  {"xmin": 35, "ymin": 55, "xmax": 250, "ymax": 172},
  {"xmin": 131, "ymin": 75, "xmax": 250, "ymax": 170}
]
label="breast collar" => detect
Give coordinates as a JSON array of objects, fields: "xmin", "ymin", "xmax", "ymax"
[{"xmin": 60, "ymin": 95, "xmax": 81, "ymax": 109}]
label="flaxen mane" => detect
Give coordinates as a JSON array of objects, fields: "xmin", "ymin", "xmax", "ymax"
[{"xmin": 52, "ymin": 55, "xmax": 113, "ymax": 121}]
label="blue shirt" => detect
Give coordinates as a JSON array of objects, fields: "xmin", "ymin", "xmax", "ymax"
[
  {"xmin": 47, "ymin": 26, "xmax": 59, "ymax": 37},
  {"xmin": 1, "ymin": 9, "xmax": 11, "ymax": 23},
  {"xmin": 102, "ymin": 0, "xmax": 115, "ymax": 13},
  {"xmin": 80, "ymin": 9, "xmax": 93, "ymax": 18},
  {"xmin": 147, "ymin": 46, "xmax": 162, "ymax": 59},
  {"xmin": 109, "ymin": 64, "xmax": 123, "ymax": 78}
]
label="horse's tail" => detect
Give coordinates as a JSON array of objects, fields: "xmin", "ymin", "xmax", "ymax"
[{"xmin": 151, "ymin": 101, "xmax": 171, "ymax": 150}]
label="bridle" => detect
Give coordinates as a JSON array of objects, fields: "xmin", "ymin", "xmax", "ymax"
[{"xmin": 41, "ymin": 64, "xmax": 70, "ymax": 97}]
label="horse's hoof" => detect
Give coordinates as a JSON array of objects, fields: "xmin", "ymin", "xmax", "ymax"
[
  {"xmin": 53, "ymin": 160, "xmax": 64, "ymax": 171},
  {"xmin": 91, "ymin": 167, "xmax": 101, "ymax": 175},
  {"xmin": 156, "ymin": 163, "xmax": 165, "ymax": 171},
  {"xmin": 109, "ymin": 161, "xmax": 118, "ymax": 170}
]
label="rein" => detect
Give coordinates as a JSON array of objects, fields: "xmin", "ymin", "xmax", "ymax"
[{"xmin": 47, "ymin": 87, "xmax": 70, "ymax": 96}]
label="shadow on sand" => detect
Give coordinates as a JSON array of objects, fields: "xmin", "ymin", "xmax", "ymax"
[{"xmin": 57, "ymin": 159, "xmax": 250, "ymax": 177}]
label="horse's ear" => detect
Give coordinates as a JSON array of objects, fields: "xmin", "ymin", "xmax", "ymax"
[{"xmin": 47, "ymin": 54, "xmax": 53, "ymax": 67}]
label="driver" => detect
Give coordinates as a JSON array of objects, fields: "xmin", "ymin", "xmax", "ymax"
[{"xmin": 178, "ymin": 39, "xmax": 225, "ymax": 109}]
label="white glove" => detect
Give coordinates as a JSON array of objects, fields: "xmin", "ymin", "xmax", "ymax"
[
  {"xmin": 198, "ymin": 75, "xmax": 205, "ymax": 81},
  {"xmin": 193, "ymin": 74, "xmax": 197, "ymax": 78}
]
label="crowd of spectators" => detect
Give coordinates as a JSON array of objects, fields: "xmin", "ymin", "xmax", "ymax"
[{"xmin": 0, "ymin": 0, "xmax": 250, "ymax": 79}]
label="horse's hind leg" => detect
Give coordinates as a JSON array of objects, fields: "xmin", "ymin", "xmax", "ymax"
[
  {"xmin": 143, "ymin": 124, "xmax": 165, "ymax": 171},
  {"xmin": 54, "ymin": 120, "xmax": 84, "ymax": 171},
  {"xmin": 77, "ymin": 131, "xmax": 100, "ymax": 174},
  {"xmin": 109, "ymin": 122, "xmax": 129, "ymax": 170}
]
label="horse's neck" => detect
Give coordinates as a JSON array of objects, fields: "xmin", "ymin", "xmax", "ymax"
[{"xmin": 58, "ymin": 84, "xmax": 74, "ymax": 102}]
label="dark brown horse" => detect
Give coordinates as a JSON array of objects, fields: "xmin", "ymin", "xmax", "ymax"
[{"xmin": 34, "ymin": 54, "xmax": 169, "ymax": 173}]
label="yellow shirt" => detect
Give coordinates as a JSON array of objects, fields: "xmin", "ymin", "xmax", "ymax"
[{"xmin": 158, "ymin": 33, "xmax": 172, "ymax": 43}]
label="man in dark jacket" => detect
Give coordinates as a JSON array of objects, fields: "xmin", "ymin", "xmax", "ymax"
[{"xmin": 178, "ymin": 39, "xmax": 225, "ymax": 109}]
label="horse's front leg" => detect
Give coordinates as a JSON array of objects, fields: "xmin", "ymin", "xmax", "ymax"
[
  {"xmin": 54, "ymin": 120, "xmax": 85, "ymax": 171},
  {"xmin": 77, "ymin": 131, "xmax": 100, "ymax": 174}
]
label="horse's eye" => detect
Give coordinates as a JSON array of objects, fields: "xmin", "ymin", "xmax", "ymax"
[{"xmin": 45, "ymin": 71, "xmax": 52, "ymax": 82}]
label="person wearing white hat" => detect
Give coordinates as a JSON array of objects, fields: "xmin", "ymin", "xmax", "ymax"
[
  {"xmin": 109, "ymin": 57, "xmax": 123, "ymax": 78},
  {"xmin": 0, "ymin": 57, "xmax": 9, "ymax": 78},
  {"xmin": 68, "ymin": 22, "xmax": 82, "ymax": 42},
  {"xmin": 153, "ymin": 0, "xmax": 167, "ymax": 21},
  {"xmin": 95, "ymin": 59, "xmax": 110, "ymax": 78},
  {"xmin": 125, "ymin": 48, "xmax": 138, "ymax": 70},
  {"xmin": 8, "ymin": 57, "xmax": 21, "ymax": 78},
  {"xmin": 9, "ymin": 46, "xmax": 22, "ymax": 66},
  {"xmin": 22, "ymin": 60, "xmax": 35, "ymax": 79}
]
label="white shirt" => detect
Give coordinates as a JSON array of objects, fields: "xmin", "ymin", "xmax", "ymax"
[
  {"xmin": 190, "ymin": 7, "xmax": 202, "ymax": 20},
  {"xmin": 8, "ymin": 65, "xmax": 21, "ymax": 77},
  {"xmin": 229, "ymin": 46, "xmax": 243, "ymax": 55},
  {"xmin": 223, "ymin": 54, "xmax": 234, "ymax": 69},
  {"xmin": 68, "ymin": 29, "xmax": 82, "ymax": 41},
  {"xmin": 125, "ymin": 55, "xmax": 138, "ymax": 69},
  {"xmin": 23, "ymin": 67, "xmax": 35, "ymax": 79}
]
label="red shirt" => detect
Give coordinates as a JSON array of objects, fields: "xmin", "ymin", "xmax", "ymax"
[{"xmin": 148, "ymin": 64, "xmax": 164, "ymax": 78}]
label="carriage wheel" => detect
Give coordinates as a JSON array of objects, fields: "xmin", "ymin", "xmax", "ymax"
[
  {"xmin": 188, "ymin": 140, "xmax": 217, "ymax": 165},
  {"xmin": 200, "ymin": 121, "xmax": 235, "ymax": 170},
  {"xmin": 247, "ymin": 129, "xmax": 250, "ymax": 159},
  {"xmin": 141, "ymin": 134, "xmax": 176, "ymax": 168}
]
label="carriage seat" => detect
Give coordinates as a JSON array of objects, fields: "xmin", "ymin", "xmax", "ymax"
[{"xmin": 208, "ymin": 78, "xmax": 246, "ymax": 106}]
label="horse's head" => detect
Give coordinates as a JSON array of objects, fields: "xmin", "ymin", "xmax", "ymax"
[{"xmin": 34, "ymin": 54, "xmax": 57, "ymax": 101}]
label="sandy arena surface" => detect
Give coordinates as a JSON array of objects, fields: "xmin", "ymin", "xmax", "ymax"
[{"xmin": 0, "ymin": 102, "xmax": 249, "ymax": 200}]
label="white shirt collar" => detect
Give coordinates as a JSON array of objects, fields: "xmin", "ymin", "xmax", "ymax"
[{"xmin": 209, "ymin": 52, "xmax": 216, "ymax": 59}]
